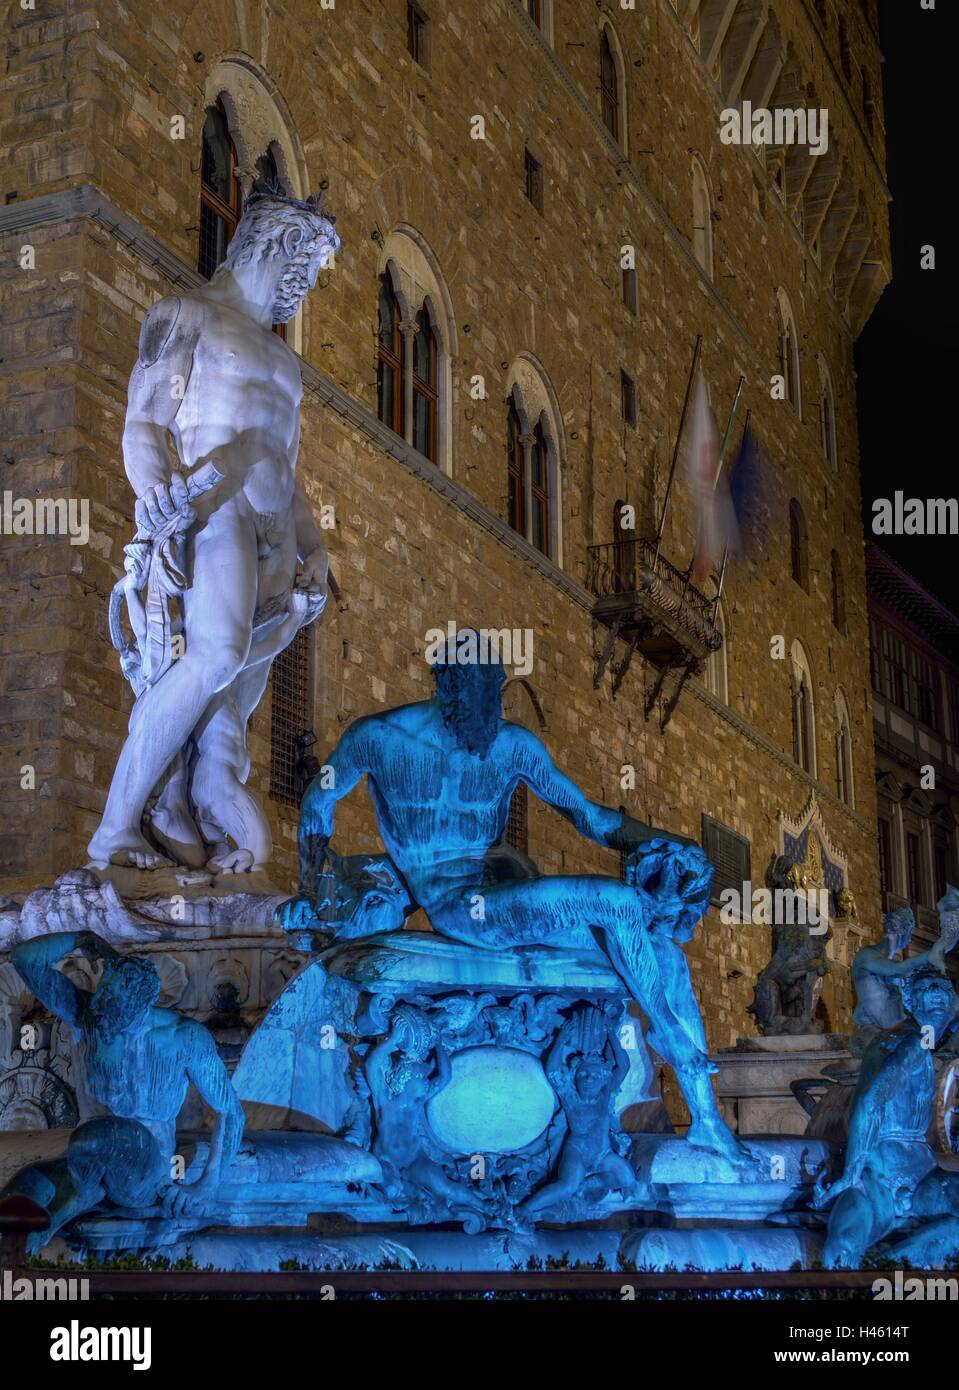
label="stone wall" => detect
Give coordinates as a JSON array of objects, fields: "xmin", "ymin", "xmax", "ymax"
[{"xmin": 0, "ymin": 0, "xmax": 891, "ymax": 1046}]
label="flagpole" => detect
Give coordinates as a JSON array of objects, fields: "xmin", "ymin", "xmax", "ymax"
[
  {"xmin": 654, "ymin": 333, "xmax": 703, "ymax": 568},
  {"xmin": 713, "ymin": 376, "xmax": 745, "ymax": 489},
  {"xmin": 713, "ymin": 408, "xmax": 751, "ymax": 612},
  {"xmin": 690, "ymin": 376, "xmax": 745, "ymax": 584}
]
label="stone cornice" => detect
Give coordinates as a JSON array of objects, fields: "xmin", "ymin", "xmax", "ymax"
[{"xmin": 1, "ymin": 184, "xmax": 870, "ymax": 827}]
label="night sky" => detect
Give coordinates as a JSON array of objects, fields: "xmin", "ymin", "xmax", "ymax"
[{"xmin": 855, "ymin": 0, "xmax": 958, "ymax": 607}]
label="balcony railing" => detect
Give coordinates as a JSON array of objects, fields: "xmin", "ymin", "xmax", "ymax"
[{"xmin": 587, "ymin": 536, "xmax": 723, "ymax": 671}]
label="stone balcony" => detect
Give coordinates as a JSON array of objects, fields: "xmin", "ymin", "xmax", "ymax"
[{"xmin": 587, "ymin": 536, "xmax": 723, "ymax": 709}]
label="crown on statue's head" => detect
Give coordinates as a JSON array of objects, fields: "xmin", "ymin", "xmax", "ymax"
[{"xmin": 244, "ymin": 176, "xmax": 336, "ymax": 224}]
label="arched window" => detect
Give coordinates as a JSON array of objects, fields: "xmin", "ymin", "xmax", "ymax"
[
  {"xmin": 790, "ymin": 641, "xmax": 817, "ymax": 775},
  {"xmin": 377, "ymin": 228, "xmax": 456, "ymax": 473},
  {"xmin": 253, "ymin": 146, "xmax": 290, "ymax": 340},
  {"xmin": 831, "ymin": 549, "xmax": 846, "ymax": 634},
  {"xmin": 819, "ymin": 358, "xmax": 837, "ymax": 469},
  {"xmin": 201, "ymin": 60, "xmax": 312, "ymax": 353},
  {"xmin": 600, "ymin": 28, "xmax": 620, "ymax": 145},
  {"xmin": 413, "ymin": 305, "xmax": 438, "ymax": 460},
  {"xmin": 504, "ymin": 356, "xmax": 564, "ymax": 563},
  {"xmin": 789, "ymin": 499, "xmax": 809, "ymax": 591},
  {"xmin": 376, "ymin": 273, "xmax": 405, "ymax": 437},
  {"xmin": 691, "ymin": 155, "xmax": 713, "ymax": 280},
  {"xmin": 198, "ymin": 99, "xmax": 240, "ymax": 279},
  {"xmin": 530, "ymin": 419, "xmax": 550, "ymax": 556},
  {"xmin": 777, "ymin": 291, "xmax": 801, "ymax": 414},
  {"xmin": 507, "ymin": 396, "xmax": 525, "ymax": 539},
  {"xmin": 836, "ymin": 692, "xmax": 854, "ymax": 808}
]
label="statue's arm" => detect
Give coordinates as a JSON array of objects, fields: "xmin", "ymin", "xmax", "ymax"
[
  {"xmin": 860, "ymin": 943, "xmax": 946, "ymax": 980},
  {"xmin": 300, "ymin": 721, "xmax": 373, "ymax": 845},
  {"xmin": 515, "ymin": 728, "xmax": 650, "ymax": 850},
  {"xmin": 122, "ymin": 297, "xmax": 198, "ymax": 496},
  {"xmin": 10, "ymin": 932, "xmax": 91, "ymax": 1028},
  {"xmin": 833, "ymin": 1046, "xmax": 892, "ymax": 1188},
  {"xmin": 182, "ymin": 1022, "xmax": 244, "ymax": 1191}
]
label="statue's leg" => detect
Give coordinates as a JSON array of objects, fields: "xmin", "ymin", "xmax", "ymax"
[
  {"xmin": 824, "ymin": 1179, "xmax": 891, "ymax": 1269},
  {"xmin": 190, "ymin": 517, "xmax": 299, "ymax": 872},
  {"xmin": 88, "ymin": 499, "xmax": 258, "ymax": 868},
  {"xmin": 407, "ymin": 1155, "xmax": 488, "ymax": 1217},
  {"xmin": 447, "ymin": 876, "xmax": 745, "ymax": 1163},
  {"xmin": 1, "ymin": 1157, "xmax": 98, "ymax": 1254},
  {"xmin": 520, "ymin": 1150, "xmax": 588, "ymax": 1218},
  {"xmin": 191, "ymin": 671, "xmax": 273, "ymax": 872}
]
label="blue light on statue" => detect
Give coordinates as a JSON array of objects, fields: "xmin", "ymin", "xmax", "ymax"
[{"xmin": 426, "ymin": 1046, "xmax": 556, "ymax": 1154}]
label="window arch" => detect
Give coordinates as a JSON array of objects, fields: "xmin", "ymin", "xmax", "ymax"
[
  {"xmin": 831, "ymin": 549, "xmax": 846, "ymax": 634},
  {"xmin": 691, "ymin": 155, "xmax": 713, "ymax": 280},
  {"xmin": 202, "ymin": 57, "xmax": 310, "ymax": 350},
  {"xmin": 199, "ymin": 99, "xmax": 240, "ymax": 279},
  {"xmin": 790, "ymin": 640, "xmax": 817, "ymax": 776},
  {"xmin": 377, "ymin": 273, "xmax": 405, "ymax": 436},
  {"xmin": 789, "ymin": 499, "xmax": 809, "ymax": 591},
  {"xmin": 599, "ymin": 24, "xmax": 627, "ymax": 152},
  {"xmin": 776, "ymin": 289, "xmax": 801, "ymax": 415},
  {"xmin": 507, "ymin": 396, "xmax": 525, "ymax": 539},
  {"xmin": 504, "ymin": 355, "xmax": 565, "ymax": 564},
  {"xmin": 818, "ymin": 356, "xmax": 838, "ymax": 469},
  {"xmin": 376, "ymin": 227, "xmax": 456, "ymax": 474},
  {"xmin": 835, "ymin": 690, "xmax": 855, "ymax": 808}
]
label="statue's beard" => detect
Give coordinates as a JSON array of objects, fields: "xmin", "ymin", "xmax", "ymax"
[
  {"xmin": 271, "ymin": 263, "xmax": 312, "ymax": 323},
  {"xmin": 436, "ymin": 683, "xmax": 501, "ymax": 758}
]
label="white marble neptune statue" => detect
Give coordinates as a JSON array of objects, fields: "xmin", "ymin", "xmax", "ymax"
[{"xmin": 88, "ymin": 182, "xmax": 340, "ymax": 876}]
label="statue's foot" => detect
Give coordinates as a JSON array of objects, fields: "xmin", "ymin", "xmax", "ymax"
[
  {"xmin": 207, "ymin": 848, "xmax": 257, "ymax": 875},
  {"xmin": 87, "ymin": 829, "xmax": 172, "ymax": 872},
  {"xmin": 146, "ymin": 804, "xmax": 207, "ymax": 870},
  {"xmin": 686, "ymin": 1118, "xmax": 754, "ymax": 1168}
]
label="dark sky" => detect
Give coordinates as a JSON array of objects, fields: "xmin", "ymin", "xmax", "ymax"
[{"xmin": 855, "ymin": 0, "xmax": 958, "ymax": 607}]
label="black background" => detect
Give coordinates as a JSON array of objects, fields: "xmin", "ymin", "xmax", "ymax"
[{"xmin": 855, "ymin": 0, "xmax": 958, "ymax": 605}]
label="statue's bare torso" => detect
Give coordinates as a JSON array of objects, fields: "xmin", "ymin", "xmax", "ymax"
[{"xmin": 168, "ymin": 296, "xmax": 302, "ymax": 527}]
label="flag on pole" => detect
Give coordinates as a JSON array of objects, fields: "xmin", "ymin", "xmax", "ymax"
[{"xmin": 685, "ymin": 372, "xmax": 739, "ymax": 585}]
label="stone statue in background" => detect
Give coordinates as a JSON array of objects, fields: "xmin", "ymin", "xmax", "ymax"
[
  {"xmin": 750, "ymin": 852, "xmax": 830, "ymax": 1036},
  {"xmin": 280, "ymin": 630, "xmax": 747, "ymax": 1165},
  {"xmin": 850, "ymin": 892, "xmax": 959, "ymax": 1051},
  {"xmin": 1, "ymin": 931, "xmax": 244, "ymax": 1248},
  {"xmin": 814, "ymin": 966, "xmax": 959, "ymax": 1268},
  {"xmin": 88, "ymin": 181, "xmax": 341, "ymax": 877}
]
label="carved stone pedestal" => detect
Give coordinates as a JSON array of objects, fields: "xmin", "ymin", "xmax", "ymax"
[{"xmin": 712, "ymin": 1036, "xmax": 856, "ymax": 1137}]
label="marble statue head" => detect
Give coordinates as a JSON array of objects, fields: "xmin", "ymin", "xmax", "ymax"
[
  {"xmin": 900, "ymin": 965, "xmax": 957, "ymax": 1041},
  {"xmin": 220, "ymin": 180, "xmax": 341, "ymax": 323},
  {"xmin": 883, "ymin": 905, "xmax": 916, "ymax": 959},
  {"xmin": 430, "ymin": 628, "xmax": 506, "ymax": 759},
  {"xmin": 83, "ymin": 953, "xmax": 161, "ymax": 1042}
]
